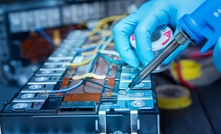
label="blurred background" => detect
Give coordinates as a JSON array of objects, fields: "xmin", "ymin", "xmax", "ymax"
[{"xmin": 1, "ymin": 1, "xmax": 221, "ymax": 134}]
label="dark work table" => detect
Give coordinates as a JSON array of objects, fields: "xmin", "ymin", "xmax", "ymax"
[
  {"xmin": 0, "ymin": 73, "xmax": 221, "ymax": 134},
  {"xmin": 155, "ymin": 73, "xmax": 221, "ymax": 134}
]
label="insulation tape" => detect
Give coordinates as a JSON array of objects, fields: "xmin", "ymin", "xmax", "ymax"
[
  {"xmin": 156, "ymin": 84, "xmax": 192, "ymax": 110},
  {"xmin": 171, "ymin": 60, "xmax": 202, "ymax": 81}
]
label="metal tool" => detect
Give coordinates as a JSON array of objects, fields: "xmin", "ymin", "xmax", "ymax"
[{"xmin": 126, "ymin": 0, "xmax": 221, "ymax": 91}]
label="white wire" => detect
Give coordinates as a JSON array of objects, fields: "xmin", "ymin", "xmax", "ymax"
[
  {"xmin": 100, "ymin": 35, "xmax": 113, "ymax": 50},
  {"xmin": 99, "ymin": 50, "xmax": 120, "ymax": 57}
]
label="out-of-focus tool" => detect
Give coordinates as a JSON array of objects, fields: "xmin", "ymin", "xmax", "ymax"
[
  {"xmin": 126, "ymin": 0, "xmax": 221, "ymax": 91},
  {"xmin": 156, "ymin": 84, "xmax": 192, "ymax": 109}
]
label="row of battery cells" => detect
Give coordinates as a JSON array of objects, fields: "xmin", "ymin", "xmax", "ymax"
[
  {"xmin": 20, "ymin": 30, "xmax": 88, "ymax": 93},
  {"xmin": 9, "ymin": 2, "xmax": 105, "ymax": 33},
  {"xmin": 119, "ymin": 66, "xmax": 152, "ymax": 90},
  {"xmin": 8, "ymin": 0, "xmax": 147, "ymax": 33},
  {"xmin": 9, "ymin": 8, "xmax": 61, "ymax": 33}
]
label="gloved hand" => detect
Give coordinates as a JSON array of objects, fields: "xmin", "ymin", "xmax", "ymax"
[
  {"xmin": 213, "ymin": 37, "xmax": 221, "ymax": 72},
  {"xmin": 113, "ymin": 0, "xmax": 205, "ymax": 68}
]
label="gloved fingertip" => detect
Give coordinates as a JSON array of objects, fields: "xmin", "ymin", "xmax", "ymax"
[
  {"xmin": 129, "ymin": 61, "xmax": 140, "ymax": 68},
  {"xmin": 213, "ymin": 37, "xmax": 221, "ymax": 72},
  {"xmin": 119, "ymin": 49, "xmax": 140, "ymax": 68}
]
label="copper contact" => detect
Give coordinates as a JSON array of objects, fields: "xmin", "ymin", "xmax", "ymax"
[
  {"xmin": 61, "ymin": 77, "xmax": 70, "ymax": 89},
  {"xmin": 107, "ymin": 77, "xmax": 115, "ymax": 87},
  {"xmin": 63, "ymin": 93, "xmax": 100, "ymax": 102}
]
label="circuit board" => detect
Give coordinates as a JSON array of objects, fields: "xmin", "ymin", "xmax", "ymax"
[{"xmin": 0, "ymin": 30, "xmax": 159, "ymax": 134}]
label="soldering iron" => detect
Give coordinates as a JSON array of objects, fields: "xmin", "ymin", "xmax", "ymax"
[{"xmin": 126, "ymin": 0, "xmax": 221, "ymax": 92}]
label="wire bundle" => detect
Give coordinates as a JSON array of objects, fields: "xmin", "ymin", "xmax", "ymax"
[{"xmin": 47, "ymin": 14, "xmax": 126, "ymax": 93}]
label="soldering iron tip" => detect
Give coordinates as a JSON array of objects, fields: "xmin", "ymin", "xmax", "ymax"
[{"xmin": 125, "ymin": 87, "xmax": 130, "ymax": 92}]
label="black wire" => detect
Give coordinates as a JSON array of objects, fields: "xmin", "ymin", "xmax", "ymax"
[{"xmin": 83, "ymin": 78, "xmax": 118, "ymax": 93}]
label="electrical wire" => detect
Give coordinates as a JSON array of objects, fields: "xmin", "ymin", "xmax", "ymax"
[
  {"xmin": 99, "ymin": 53, "xmax": 126, "ymax": 65},
  {"xmin": 83, "ymin": 78, "xmax": 119, "ymax": 93},
  {"xmin": 100, "ymin": 35, "xmax": 113, "ymax": 50},
  {"xmin": 89, "ymin": 35, "xmax": 101, "ymax": 41},
  {"xmin": 81, "ymin": 51, "xmax": 97, "ymax": 56},
  {"xmin": 47, "ymin": 15, "xmax": 125, "ymax": 93},
  {"xmin": 75, "ymin": 45, "xmax": 96, "ymax": 52},
  {"xmin": 87, "ymin": 15, "xmax": 126, "ymax": 37},
  {"xmin": 47, "ymin": 54, "xmax": 99, "ymax": 93},
  {"xmin": 35, "ymin": 28, "xmax": 54, "ymax": 46},
  {"xmin": 72, "ymin": 73, "xmax": 106, "ymax": 80},
  {"xmin": 99, "ymin": 50, "xmax": 120, "ymax": 57},
  {"xmin": 66, "ymin": 35, "xmax": 113, "ymax": 67},
  {"xmin": 65, "ymin": 43, "xmax": 101, "ymax": 67}
]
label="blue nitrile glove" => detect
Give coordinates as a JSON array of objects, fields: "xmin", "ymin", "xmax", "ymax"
[
  {"xmin": 213, "ymin": 37, "xmax": 221, "ymax": 72},
  {"xmin": 113, "ymin": 0, "xmax": 205, "ymax": 68}
]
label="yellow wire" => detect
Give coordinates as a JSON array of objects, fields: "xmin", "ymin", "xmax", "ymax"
[
  {"xmin": 107, "ymin": 42, "xmax": 115, "ymax": 47},
  {"xmin": 66, "ymin": 22, "xmax": 114, "ymax": 67},
  {"xmin": 81, "ymin": 51, "xmax": 98, "ymax": 56},
  {"xmin": 170, "ymin": 60, "xmax": 202, "ymax": 81},
  {"xmin": 99, "ymin": 50, "xmax": 119, "ymax": 57},
  {"xmin": 81, "ymin": 42, "xmax": 105, "ymax": 48},
  {"xmin": 89, "ymin": 35, "xmax": 101, "ymax": 41},
  {"xmin": 87, "ymin": 15, "xmax": 126, "ymax": 37},
  {"xmin": 53, "ymin": 29, "xmax": 61, "ymax": 47},
  {"xmin": 72, "ymin": 73, "xmax": 106, "ymax": 80},
  {"xmin": 66, "ymin": 41, "xmax": 102, "ymax": 67},
  {"xmin": 66, "ymin": 54, "xmax": 96, "ymax": 67}
]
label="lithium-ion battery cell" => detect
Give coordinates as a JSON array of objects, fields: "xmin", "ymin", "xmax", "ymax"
[
  {"xmin": 49, "ymin": 51, "xmax": 76, "ymax": 60},
  {"xmin": 4, "ymin": 102, "xmax": 44, "ymax": 112},
  {"xmin": 120, "ymin": 75, "xmax": 150, "ymax": 82},
  {"xmin": 127, "ymin": 100, "xmax": 154, "ymax": 110},
  {"xmin": 44, "ymin": 59, "xmax": 73, "ymax": 65},
  {"xmin": 13, "ymin": 93, "xmax": 48, "ymax": 102},
  {"xmin": 28, "ymin": 76, "xmax": 60, "ymax": 84},
  {"xmin": 35, "ymin": 69, "xmax": 66, "ymax": 76},
  {"xmin": 21, "ymin": 84, "xmax": 55, "ymax": 93},
  {"xmin": 117, "ymin": 90, "xmax": 153, "ymax": 100},
  {"xmin": 119, "ymin": 81, "xmax": 151, "ymax": 90},
  {"xmin": 40, "ymin": 64, "xmax": 66, "ymax": 71}
]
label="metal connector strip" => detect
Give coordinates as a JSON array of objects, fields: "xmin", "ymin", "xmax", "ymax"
[
  {"xmin": 130, "ymin": 110, "xmax": 139, "ymax": 134},
  {"xmin": 157, "ymin": 114, "xmax": 160, "ymax": 134},
  {"xmin": 99, "ymin": 110, "xmax": 107, "ymax": 134},
  {"xmin": 0, "ymin": 122, "xmax": 2, "ymax": 134}
]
